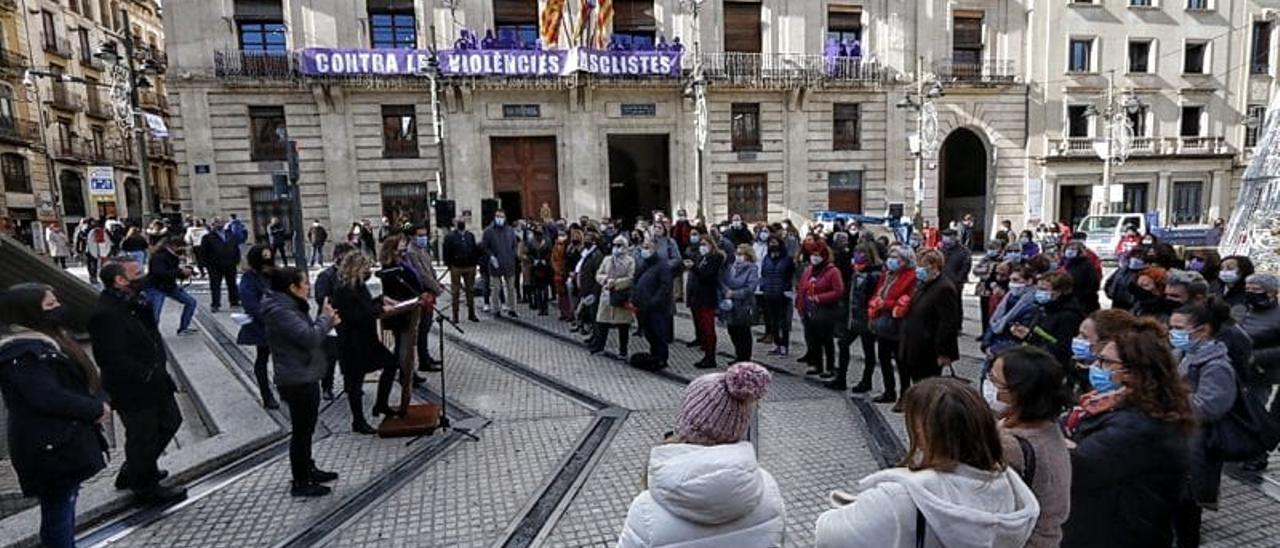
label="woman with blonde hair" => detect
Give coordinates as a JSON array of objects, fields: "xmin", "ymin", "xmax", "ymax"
[{"xmin": 328, "ymin": 251, "xmax": 399, "ymax": 433}]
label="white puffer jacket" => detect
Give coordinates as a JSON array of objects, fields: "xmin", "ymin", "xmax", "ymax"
[{"xmin": 617, "ymin": 441, "xmax": 786, "ymax": 548}]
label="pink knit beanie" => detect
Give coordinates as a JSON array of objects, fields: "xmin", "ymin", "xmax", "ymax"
[{"xmin": 675, "ymin": 362, "xmax": 772, "ymax": 444}]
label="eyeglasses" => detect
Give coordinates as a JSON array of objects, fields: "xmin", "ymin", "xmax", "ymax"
[{"xmin": 1096, "ymin": 356, "xmax": 1126, "ymax": 370}]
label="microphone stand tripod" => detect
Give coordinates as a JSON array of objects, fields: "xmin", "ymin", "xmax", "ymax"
[{"xmin": 407, "ymin": 304, "xmax": 485, "ymax": 445}]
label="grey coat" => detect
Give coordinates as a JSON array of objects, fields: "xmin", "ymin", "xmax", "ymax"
[
  {"xmin": 260, "ymin": 290, "xmax": 336, "ymax": 388},
  {"xmin": 1239, "ymin": 302, "xmax": 1280, "ymax": 383},
  {"xmin": 482, "ymin": 224, "xmax": 519, "ymax": 276},
  {"xmin": 1178, "ymin": 339, "xmax": 1236, "ymax": 505}
]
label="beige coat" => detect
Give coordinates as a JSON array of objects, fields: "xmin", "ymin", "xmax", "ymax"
[{"xmin": 595, "ymin": 254, "xmax": 635, "ymax": 325}]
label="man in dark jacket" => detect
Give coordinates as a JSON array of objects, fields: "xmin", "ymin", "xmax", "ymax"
[
  {"xmin": 443, "ymin": 219, "xmax": 481, "ymax": 323},
  {"xmin": 201, "ymin": 218, "xmax": 242, "ymax": 312},
  {"xmin": 481, "ymin": 210, "xmax": 519, "ymax": 317},
  {"xmin": 307, "ymin": 220, "xmax": 329, "ymax": 268},
  {"xmin": 1239, "ymin": 273, "xmax": 1280, "ymax": 471},
  {"xmin": 145, "ymin": 237, "xmax": 198, "ymax": 335},
  {"xmin": 941, "ymin": 229, "xmax": 972, "ymax": 330},
  {"xmin": 313, "ymin": 243, "xmax": 355, "ymax": 400},
  {"xmin": 898, "ymin": 250, "xmax": 960, "ymax": 408},
  {"xmin": 268, "ymin": 217, "xmax": 289, "ymax": 267},
  {"xmin": 1017, "ymin": 271, "xmax": 1086, "ymax": 385},
  {"xmin": 633, "ymin": 241, "xmax": 674, "ymax": 368},
  {"xmin": 89, "ymin": 258, "xmax": 186, "ymax": 503},
  {"xmin": 725, "ymin": 214, "xmax": 752, "ymax": 247},
  {"xmin": 575, "ymin": 236, "xmax": 606, "ymax": 339}
]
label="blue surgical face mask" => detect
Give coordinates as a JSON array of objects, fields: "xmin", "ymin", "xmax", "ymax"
[
  {"xmin": 1128, "ymin": 258, "xmax": 1147, "ymax": 271},
  {"xmin": 1170, "ymin": 329, "xmax": 1194, "ymax": 351},
  {"xmin": 1006, "ymin": 252, "xmax": 1023, "ymax": 263},
  {"xmin": 494, "ymin": 217, "xmax": 506, "ymax": 227},
  {"xmin": 986, "ymin": 250, "xmax": 1000, "ymax": 258},
  {"xmin": 1071, "ymin": 337, "xmax": 1097, "ymax": 364},
  {"xmin": 414, "ymin": 236, "xmax": 429, "ymax": 248},
  {"xmin": 886, "ymin": 258, "xmax": 902, "ymax": 272},
  {"xmin": 1064, "ymin": 248, "xmax": 1079, "ymax": 260},
  {"xmin": 1089, "ymin": 364, "xmax": 1120, "ymax": 393},
  {"xmin": 1047, "ymin": 261, "xmax": 1060, "ymax": 271},
  {"xmin": 640, "ymin": 249, "xmax": 654, "ymax": 260},
  {"xmin": 690, "ymin": 235, "xmax": 701, "ymax": 244},
  {"xmin": 1034, "ymin": 289, "xmax": 1053, "ymax": 304},
  {"xmin": 915, "ymin": 266, "xmax": 930, "ymax": 281}
]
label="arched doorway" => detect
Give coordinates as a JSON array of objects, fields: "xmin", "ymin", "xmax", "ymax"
[
  {"xmin": 124, "ymin": 177, "xmax": 141, "ymax": 221},
  {"xmin": 937, "ymin": 128, "xmax": 989, "ymax": 245}
]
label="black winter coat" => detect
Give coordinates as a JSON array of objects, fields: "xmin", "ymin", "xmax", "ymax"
[
  {"xmin": 330, "ymin": 281, "xmax": 396, "ymax": 376},
  {"xmin": 376, "ymin": 265, "xmax": 424, "ymax": 332},
  {"xmin": 201, "ymin": 230, "xmax": 242, "ymax": 272},
  {"xmin": 686, "ymin": 252, "xmax": 725, "ymax": 309},
  {"xmin": 0, "ymin": 332, "xmax": 108, "ymax": 497},
  {"xmin": 1061, "ymin": 407, "xmax": 1190, "ymax": 548},
  {"xmin": 260, "ymin": 290, "xmax": 335, "ymax": 387},
  {"xmin": 1104, "ymin": 268, "xmax": 1139, "ymax": 311},
  {"xmin": 442, "ymin": 229, "xmax": 480, "ymax": 268},
  {"xmin": 848, "ymin": 267, "xmax": 882, "ymax": 334},
  {"xmin": 633, "ymin": 256, "xmax": 673, "ymax": 315},
  {"xmin": 88, "ymin": 289, "xmax": 175, "ymax": 411},
  {"xmin": 147, "ymin": 249, "xmax": 184, "ymax": 292},
  {"xmin": 1033, "ymin": 296, "xmax": 1086, "ymax": 369},
  {"xmin": 942, "ymin": 244, "xmax": 972, "ymax": 286},
  {"xmin": 898, "ymin": 275, "xmax": 961, "ymax": 378},
  {"xmin": 577, "ymin": 248, "xmax": 605, "ymax": 299}
]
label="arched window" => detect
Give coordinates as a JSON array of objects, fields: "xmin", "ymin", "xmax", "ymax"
[
  {"xmin": 59, "ymin": 170, "xmax": 86, "ymax": 218},
  {"xmin": 2, "ymin": 153, "xmax": 29, "ymax": 193}
]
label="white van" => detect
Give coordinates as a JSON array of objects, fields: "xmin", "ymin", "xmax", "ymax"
[{"xmin": 1078, "ymin": 214, "xmax": 1145, "ymax": 261}]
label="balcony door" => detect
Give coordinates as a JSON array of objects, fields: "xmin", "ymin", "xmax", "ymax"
[
  {"xmin": 724, "ymin": 1, "xmax": 762, "ymax": 53},
  {"xmin": 952, "ymin": 12, "xmax": 983, "ymax": 79}
]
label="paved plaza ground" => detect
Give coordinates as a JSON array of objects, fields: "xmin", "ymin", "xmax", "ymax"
[{"xmin": 5, "ymin": 263, "xmax": 1280, "ymax": 547}]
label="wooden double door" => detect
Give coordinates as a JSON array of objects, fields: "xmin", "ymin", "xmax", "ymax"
[{"xmin": 490, "ymin": 136, "xmax": 559, "ymax": 221}]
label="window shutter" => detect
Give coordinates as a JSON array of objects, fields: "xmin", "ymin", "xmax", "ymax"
[
  {"xmin": 234, "ymin": 0, "xmax": 283, "ymax": 20},
  {"xmin": 615, "ymin": 0, "xmax": 656, "ymax": 31},
  {"xmin": 367, "ymin": 0, "xmax": 414, "ymax": 11},
  {"xmin": 494, "ymin": 0, "xmax": 538, "ymax": 24},
  {"xmin": 724, "ymin": 2, "xmax": 762, "ymax": 53},
  {"xmin": 954, "ymin": 15, "xmax": 982, "ymax": 48}
]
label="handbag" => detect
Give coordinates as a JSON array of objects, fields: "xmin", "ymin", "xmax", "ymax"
[
  {"xmin": 871, "ymin": 313, "xmax": 899, "ymax": 339},
  {"xmin": 1207, "ymin": 385, "xmax": 1280, "ymax": 461},
  {"xmin": 609, "ymin": 287, "xmax": 632, "ymax": 307}
]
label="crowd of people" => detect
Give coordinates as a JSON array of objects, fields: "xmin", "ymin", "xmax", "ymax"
[{"xmin": 3, "ymin": 203, "xmax": 1280, "ymax": 548}]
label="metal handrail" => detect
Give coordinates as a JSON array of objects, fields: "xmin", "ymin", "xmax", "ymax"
[{"xmin": 932, "ymin": 59, "xmax": 1017, "ymax": 83}]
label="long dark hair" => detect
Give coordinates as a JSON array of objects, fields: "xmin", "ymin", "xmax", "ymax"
[
  {"xmin": 1109, "ymin": 328, "xmax": 1196, "ymax": 433},
  {"xmin": 263, "ymin": 267, "xmax": 310, "ymax": 313},
  {"xmin": 246, "ymin": 244, "xmax": 273, "ymax": 273},
  {"xmin": 0, "ymin": 283, "xmax": 100, "ymax": 392},
  {"xmin": 900, "ymin": 378, "xmax": 1005, "ymax": 473},
  {"xmin": 997, "ymin": 346, "xmax": 1069, "ymax": 423}
]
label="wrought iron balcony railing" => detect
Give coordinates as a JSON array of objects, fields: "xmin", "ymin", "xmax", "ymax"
[
  {"xmin": 146, "ymin": 138, "xmax": 173, "ymax": 158},
  {"xmin": 932, "ymin": 59, "xmax": 1017, "ymax": 84},
  {"xmin": 0, "ymin": 0, "xmax": 18, "ymax": 12},
  {"xmin": 700, "ymin": 53, "xmax": 885, "ymax": 86},
  {"xmin": 47, "ymin": 85, "xmax": 82, "ymax": 112},
  {"xmin": 85, "ymin": 92, "xmax": 113, "ymax": 119},
  {"xmin": 214, "ymin": 50, "xmax": 294, "ymax": 79}
]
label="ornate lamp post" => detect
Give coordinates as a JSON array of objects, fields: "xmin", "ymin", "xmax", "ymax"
[
  {"xmin": 1083, "ymin": 70, "xmax": 1143, "ymax": 214},
  {"xmin": 95, "ymin": 13, "xmax": 159, "ymax": 219},
  {"xmin": 896, "ymin": 61, "xmax": 943, "ymax": 218}
]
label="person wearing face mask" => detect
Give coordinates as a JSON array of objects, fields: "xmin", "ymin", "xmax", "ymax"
[
  {"xmin": 671, "ymin": 209, "xmax": 693, "ymax": 250},
  {"xmin": 482, "ymin": 210, "xmax": 520, "ymax": 318},
  {"xmin": 589, "ymin": 236, "xmax": 637, "ymax": 358},
  {"xmin": 406, "ymin": 225, "xmax": 445, "ymax": 368},
  {"xmin": 632, "ymin": 240, "xmax": 674, "ymax": 369},
  {"xmin": 866, "ymin": 245, "xmax": 918, "ymax": 404},
  {"xmin": 1060, "ymin": 324, "xmax": 1193, "ymax": 548},
  {"xmin": 1216, "ymin": 255, "xmax": 1255, "ymax": 314},
  {"xmin": 551, "ymin": 230, "xmax": 571, "ymax": 320},
  {"xmin": 237, "ymin": 245, "xmax": 281, "ymax": 409},
  {"xmin": 329, "ymin": 251, "xmax": 401, "ymax": 435},
  {"xmin": 832, "ymin": 243, "xmax": 883, "ymax": 392},
  {"xmin": 987, "ymin": 346, "xmax": 1073, "ymax": 548},
  {"xmin": 974, "ymin": 241, "xmax": 1005, "ymax": 337},
  {"xmin": 1237, "ymin": 273, "xmax": 1280, "ymax": 472},
  {"xmin": 443, "ymin": 220, "xmax": 482, "ymax": 323},
  {"xmin": 685, "ymin": 235, "xmax": 727, "ymax": 368},
  {"xmin": 375, "ymin": 236, "xmax": 431, "ymax": 416},
  {"xmin": 526, "ymin": 228, "xmax": 554, "ymax": 316},
  {"xmin": 1167, "ymin": 301, "xmax": 1237, "ymax": 547},
  {"xmin": 759, "ymin": 236, "xmax": 796, "ymax": 357},
  {"xmin": 796, "ymin": 238, "xmax": 845, "ymax": 379},
  {"xmin": 1, "ymin": 284, "xmax": 113, "ymax": 547},
  {"xmin": 261, "ymin": 267, "xmax": 342, "ymax": 497},
  {"xmin": 1062, "ymin": 242, "xmax": 1100, "ymax": 313},
  {"xmin": 1132, "ymin": 267, "xmax": 1173, "ymax": 321},
  {"xmin": 1013, "ymin": 272, "xmax": 1086, "ymax": 388},
  {"xmin": 722, "ymin": 244, "xmax": 761, "ymax": 362},
  {"xmin": 725, "ymin": 214, "xmax": 752, "ymax": 246},
  {"xmin": 983, "ymin": 266, "xmax": 1039, "ymax": 359},
  {"xmin": 1104, "ymin": 246, "xmax": 1148, "ymax": 312},
  {"xmin": 1018, "ymin": 230, "xmax": 1040, "ymax": 257},
  {"xmin": 896, "ymin": 249, "xmax": 961, "ymax": 412},
  {"xmin": 89, "ymin": 257, "xmax": 188, "ymax": 504},
  {"xmin": 574, "ymin": 234, "xmax": 606, "ymax": 337},
  {"xmin": 145, "ymin": 237, "xmax": 199, "ymax": 336},
  {"xmin": 1115, "ymin": 226, "xmax": 1143, "ymax": 258},
  {"xmin": 650, "ymin": 223, "xmax": 683, "ymax": 340}
]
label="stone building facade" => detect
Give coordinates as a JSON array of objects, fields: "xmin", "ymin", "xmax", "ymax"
[
  {"xmin": 0, "ymin": 0, "xmax": 174, "ymax": 250},
  {"xmin": 163, "ymin": 0, "xmax": 1269, "ymax": 241}
]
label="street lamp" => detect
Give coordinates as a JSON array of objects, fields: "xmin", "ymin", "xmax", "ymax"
[
  {"xmin": 95, "ymin": 8, "xmax": 158, "ymax": 220},
  {"xmin": 680, "ymin": 0, "xmax": 706, "ymax": 219},
  {"xmin": 1085, "ymin": 70, "xmax": 1141, "ymax": 214},
  {"xmin": 897, "ymin": 60, "xmax": 943, "ymax": 218}
]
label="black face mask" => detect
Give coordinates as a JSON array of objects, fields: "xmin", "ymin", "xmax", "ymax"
[
  {"xmin": 42, "ymin": 306, "xmax": 67, "ymax": 327},
  {"xmin": 1247, "ymin": 292, "xmax": 1277, "ymax": 310},
  {"xmin": 1132, "ymin": 287, "xmax": 1157, "ymax": 303}
]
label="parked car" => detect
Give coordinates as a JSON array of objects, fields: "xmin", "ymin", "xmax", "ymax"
[{"xmin": 1079, "ymin": 212, "xmax": 1212, "ymax": 261}]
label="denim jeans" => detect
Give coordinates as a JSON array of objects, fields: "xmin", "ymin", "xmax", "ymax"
[
  {"xmin": 146, "ymin": 287, "xmax": 197, "ymax": 331},
  {"xmin": 38, "ymin": 486, "xmax": 78, "ymax": 548}
]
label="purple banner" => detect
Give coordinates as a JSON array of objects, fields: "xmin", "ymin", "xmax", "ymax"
[{"xmin": 298, "ymin": 47, "xmax": 682, "ymax": 77}]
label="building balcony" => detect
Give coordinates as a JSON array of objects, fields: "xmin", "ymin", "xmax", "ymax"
[
  {"xmin": 0, "ymin": 47, "xmax": 26, "ymax": 75},
  {"xmin": 110, "ymin": 144, "xmax": 136, "ymax": 168},
  {"xmin": 214, "ymin": 50, "xmax": 294, "ymax": 80},
  {"xmin": 0, "ymin": 119, "xmax": 40, "ymax": 146},
  {"xmin": 46, "ymin": 85, "xmax": 82, "ymax": 112},
  {"xmin": 700, "ymin": 53, "xmax": 885, "ymax": 87},
  {"xmin": 51, "ymin": 138, "xmax": 91, "ymax": 164},
  {"xmin": 85, "ymin": 93, "xmax": 113, "ymax": 120},
  {"xmin": 43, "ymin": 37, "xmax": 73, "ymax": 59},
  {"xmin": 139, "ymin": 90, "xmax": 167, "ymax": 112},
  {"xmin": 144, "ymin": 47, "xmax": 167, "ymax": 72},
  {"xmin": 1047, "ymin": 135, "xmax": 1231, "ymax": 158},
  {"xmin": 932, "ymin": 59, "xmax": 1017, "ymax": 84},
  {"xmin": 0, "ymin": 0, "xmax": 17, "ymax": 12},
  {"xmin": 146, "ymin": 138, "xmax": 172, "ymax": 159}
]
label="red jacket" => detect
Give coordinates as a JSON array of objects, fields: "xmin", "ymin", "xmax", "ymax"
[
  {"xmin": 923, "ymin": 227, "xmax": 941, "ymax": 249},
  {"xmin": 671, "ymin": 221, "xmax": 693, "ymax": 249},
  {"xmin": 868, "ymin": 269, "xmax": 918, "ymax": 320},
  {"xmin": 796, "ymin": 262, "xmax": 845, "ymax": 315}
]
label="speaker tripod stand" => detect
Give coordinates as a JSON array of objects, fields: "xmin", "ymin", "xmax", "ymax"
[{"xmin": 407, "ymin": 305, "xmax": 486, "ymax": 445}]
